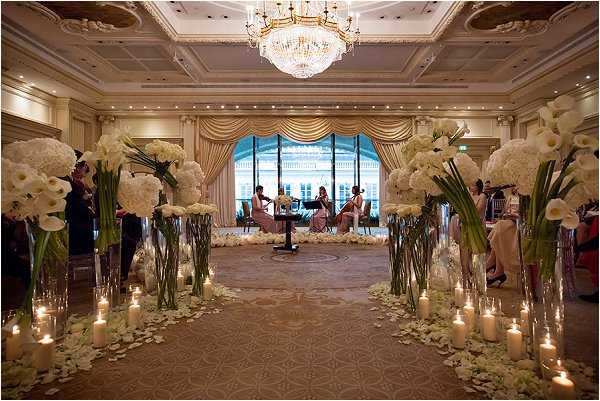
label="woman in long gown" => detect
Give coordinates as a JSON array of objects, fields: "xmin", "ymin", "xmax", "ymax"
[
  {"xmin": 336, "ymin": 186, "xmax": 363, "ymax": 234},
  {"xmin": 309, "ymin": 186, "xmax": 330, "ymax": 233},
  {"xmin": 251, "ymin": 185, "xmax": 275, "ymax": 233},
  {"xmin": 486, "ymin": 187, "xmax": 519, "ymax": 287}
]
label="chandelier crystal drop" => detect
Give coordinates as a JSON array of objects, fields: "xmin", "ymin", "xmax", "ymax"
[{"xmin": 246, "ymin": 1, "xmax": 360, "ymax": 79}]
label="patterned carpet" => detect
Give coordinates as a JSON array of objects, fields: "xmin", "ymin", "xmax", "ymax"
[{"xmin": 27, "ymin": 243, "xmax": 597, "ymax": 399}]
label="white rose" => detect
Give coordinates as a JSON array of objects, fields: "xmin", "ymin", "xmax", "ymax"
[
  {"xmin": 38, "ymin": 214, "xmax": 65, "ymax": 231},
  {"xmin": 545, "ymin": 198, "xmax": 569, "ymax": 221}
]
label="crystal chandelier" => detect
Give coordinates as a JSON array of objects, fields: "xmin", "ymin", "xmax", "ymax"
[{"xmin": 246, "ymin": 1, "xmax": 360, "ymax": 79}]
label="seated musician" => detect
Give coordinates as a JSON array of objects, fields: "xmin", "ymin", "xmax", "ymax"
[
  {"xmin": 251, "ymin": 185, "xmax": 275, "ymax": 233},
  {"xmin": 309, "ymin": 186, "xmax": 330, "ymax": 233},
  {"xmin": 275, "ymin": 187, "xmax": 297, "ymax": 234},
  {"xmin": 336, "ymin": 186, "xmax": 363, "ymax": 234}
]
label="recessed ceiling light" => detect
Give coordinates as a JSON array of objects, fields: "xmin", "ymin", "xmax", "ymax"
[
  {"xmin": 435, "ymin": 106, "xmax": 439, "ymax": 109},
  {"xmin": 192, "ymin": 106, "xmax": 196, "ymax": 109},
  {"xmin": 467, "ymin": 106, "xmax": 471, "ymax": 110},
  {"xmin": 19, "ymin": 75, "xmax": 23, "ymax": 79},
  {"xmin": 52, "ymin": 90, "xmax": 56, "ymax": 94},
  {"xmin": 304, "ymin": 105, "xmax": 307, "ymax": 108},
  {"xmin": 481, "ymin": 106, "xmax": 485, "ymax": 110},
  {"xmin": 29, "ymin": 83, "xmax": 35, "ymax": 86},
  {"xmin": 175, "ymin": 105, "xmax": 178, "ymax": 109},
  {"xmin": 253, "ymin": 105, "xmax": 257, "ymax": 109},
  {"xmin": 336, "ymin": 105, "xmax": 340, "ymax": 109},
  {"xmin": 371, "ymin": 105, "xmax": 375, "ymax": 109},
  {"xmin": 129, "ymin": 106, "xmax": 133, "ymax": 109},
  {"xmin": 417, "ymin": 105, "xmax": 422, "ymax": 109},
  {"xmin": 554, "ymin": 90, "xmax": 558, "ymax": 94},
  {"xmin": 498, "ymin": 106, "xmax": 503, "ymax": 109},
  {"xmin": 236, "ymin": 105, "xmax": 240, "ymax": 109},
  {"xmin": 400, "ymin": 106, "xmax": 403, "ymax": 109},
  {"xmin": 290, "ymin": 105, "xmax": 293, "ymax": 109},
  {"xmin": 206, "ymin": 105, "xmax": 211, "ymax": 109},
  {"xmin": 575, "ymin": 83, "xmax": 580, "ymax": 87},
  {"xmin": 143, "ymin": 106, "xmax": 147, "ymax": 109},
  {"xmin": 111, "ymin": 106, "xmax": 115, "ymax": 109},
  {"xmin": 271, "ymin": 105, "xmax": 275, "ymax": 109},
  {"xmin": 353, "ymin": 106, "xmax": 357, "ymax": 109},
  {"xmin": 586, "ymin": 75, "xmax": 591, "ymax": 79},
  {"xmin": 385, "ymin": 105, "xmax": 390, "ymax": 109},
  {"xmin": 157, "ymin": 106, "xmax": 161, "ymax": 109},
  {"xmin": 453, "ymin": 106, "xmax": 457, "ymax": 109},
  {"xmin": 220, "ymin": 105, "xmax": 225, "ymax": 109}
]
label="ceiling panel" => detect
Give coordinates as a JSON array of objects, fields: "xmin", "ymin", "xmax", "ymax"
[
  {"xmin": 88, "ymin": 45, "xmax": 131, "ymax": 59},
  {"xmin": 479, "ymin": 46, "xmax": 520, "ymax": 60},
  {"xmin": 107, "ymin": 59, "xmax": 147, "ymax": 71},
  {"xmin": 140, "ymin": 60, "xmax": 178, "ymax": 71},
  {"xmin": 439, "ymin": 46, "xmax": 481, "ymax": 59},
  {"xmin": 125, "ymin": 46, "xmax": 169, "ymax": 59}
]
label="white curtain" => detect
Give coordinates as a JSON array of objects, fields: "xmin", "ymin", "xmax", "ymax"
[{"xmin": 206, "ymin": 155, "xmax": 236, "ymax": 227}]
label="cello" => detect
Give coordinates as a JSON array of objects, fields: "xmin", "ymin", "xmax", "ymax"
[{"xmin": 335, "ymin": 190, "xmax": 364, "ymax": 224}]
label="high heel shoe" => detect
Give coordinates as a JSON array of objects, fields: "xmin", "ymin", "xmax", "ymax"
[
  {"xmin": 486, "ymin": 264, "xmax": 496, "ymax": 273},
  {"xmin": 487, "ymin": 273, "xmax": 507, "ymax": 288}
]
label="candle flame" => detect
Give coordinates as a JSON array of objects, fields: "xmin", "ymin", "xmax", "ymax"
[
  {"xmin": 43, "ymin": 334, "xmax": 50, "ymax": 340},
  {"xmin": 12, "ymin": 325, "xmax": 19, "ymax": 334},
  {"xmin": 204, "ymin": 277, "xmax": 211, "ymax": 285},
  {"xmin": 421, "ymin": 289, "xmax": 427, "ymax": 297},
  {"xmin": 36, "ymin": 306, "xmax": 47, "ymax": 316},
  {"xmin": 559, "ymin": 371, "xmax": 567, "ymax": 379},
  {"xmin": 132, "ymin": 298, "xmax": 138, "ymax": 306}
]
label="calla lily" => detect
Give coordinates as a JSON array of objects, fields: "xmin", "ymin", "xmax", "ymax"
[
  {"xmin": 550, "ymin": 95, "xmax": 575, "ymax": 111},
  {"xmin": 573, "ymin": 134, "xmax": 599, "ymax": 150},
  {"xmin": 557, "ymin": 110, "xmax": 584, "ymax": 134},
  {"xmin": 538, "ymin": 106, "xmax": 556, "ymax": 123},
  {"xmin": 545, "ymin": 198, "xmax": 569, "ymax": 221},
  {"xmin": 38, "ymin": 214, "xmax": 66, "ymax": 231},
  {"xmin": 536, "ymin": 131, "xmax": 561, "ymax": 153},
  {"xmin": 35, "ymin": 195, "xmax": 66, "ymax": 214},
  {"xmin": 561, "ymin": 210, "xmax": 579, "ymax": 229},
  {"xmin": 574, "ymin": 153, "xmax": 599, "ymax": 172}
]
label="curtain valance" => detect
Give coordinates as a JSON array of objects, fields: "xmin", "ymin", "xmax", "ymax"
[{"xmin": 197, "ymin": 115, "xmax": 413, "ymax": 144}]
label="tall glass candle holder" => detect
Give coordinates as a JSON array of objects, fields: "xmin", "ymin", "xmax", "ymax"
[
  {"xmin": 478, "ymin": 296, "xmax": 501, "ymax": 342},
  {"xmin": 451, "ymin": 309, "xmax": 467, "ymax": 349},
  {"xmin": 93, "ymin": 285, "xmax": 110, "ymax": 319}
]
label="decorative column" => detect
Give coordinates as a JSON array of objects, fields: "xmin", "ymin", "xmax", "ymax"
[
  {"xmin": 55, "ymin": 98, "xmax": 72, "ymax": 144},
  {"xmin": 180, "ymin": 115, "xmax": 197, "ymax": 161},
  {"xmin": 497, "ymin": 115, "xmax": 514, "ymax": 146},
  {"xmin": 415, "ymin": 116, "xmax": 432, "ymax": 136},
  {"xmin": 98, "ymin": 115, "xmax": 117, "ymax": 135}
]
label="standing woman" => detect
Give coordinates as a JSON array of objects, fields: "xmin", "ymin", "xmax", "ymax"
[
  {"xmin": 251, "ymin": 185, "xmax": 276, "ymax": 233},
  {"xmin": 470, "ymin": 179, "xmax": 487, "ymax": 223},
  {"xmin": 309, "ymin": 186, "xmax": 330, "ymax": 233},
  {"xmin": 336, "ymin": 186, "xmax": 363, "ymax": 234}
]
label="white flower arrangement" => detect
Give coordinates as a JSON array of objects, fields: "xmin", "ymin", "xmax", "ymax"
[
  {"xmin": 155, "ymin": 204, "xmax": 187, "ymax": 217},
  {"xmin": 381, "ymin": 203, "xmax": 422, "ymax": 217},
  {"xmin": 117, "ymin": 173, "xmax": 163, "ymax": 217},
  {"xmin": 186, "ymin": 202, "xmax": 218, "ymax": 215},
  {"xmin": 175, "ymin": 161, "xmax": 205, "ymax": 206},
  {"xmin": 3, "ymin": 138, "xmax": 77, "ymax": 178},
  {"xmin": 1, "ymin": 158, "xmax": 71, "ymax": 231},
  {"xmin": 432, "ymin": 118, "xmax": 459, "ymax": 138},
  {"xmin": 274, "ymin": 194, "xmax": 293, "ymax": 207},
  {"xmin": 144, "ymin": 139, "xmax": 186, "ymax": 163},
  {"xmin": 209, "ymin": 231, "xmax": 387, "ymax": 248}
]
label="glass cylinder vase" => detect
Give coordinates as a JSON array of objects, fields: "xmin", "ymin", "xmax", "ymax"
[
  {"xmin": 152, "ymin": 215, "xmax": 181, "ymax": 310},
  {"xmin": 435, "ymin": 202, "xmax": 452, "ymax": 289},
  {"xmin": 519, "ymin": 223, "xmax": 565, "ymax": 367},
  {"xmin": 26, "ymin": 221, "xmax": 69, "ymax": 338},
  {"xmin": 93, "ymin": 218, "xmax": 122, "ymax": 308},
  {"xmin": 387, "ymin": 214, "xmax": 411, "ymax": 297},
  {"xmin": 188, "ymin": 214, "xmax": 213, "ymax": 297}
]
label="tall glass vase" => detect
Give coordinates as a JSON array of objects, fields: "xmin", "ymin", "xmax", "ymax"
[
  {"xmin": 188, "ymin": 214, "xmax": 212, "ymax": 297},
  {"xmin": 387, "ymin": 214, "xmax": 411, "ymax": 296},
  {"xmin": 471, "ymin": 252, "xmax": 487, "ymax": 298},
  {"xmin": 152, "ymin": 215, "xmax": 180, "ymax": 310},
  {"xmin": 406, "ymin": 214, "xmax": 433, "ymax": 312},
  {"xmin": 93, "ymin": 218, "xmax": 122, "ymax": 308},
  {"xmin": 431, "ymin": 203, "xmax": 452, "ymax": 290},
  {"xmin": 25, "ymin": 222, "xmax": 69, "ymax": 337},
  {"xmin": 519, "ymin": 223, "xmax": 565, "ymax": 367}
]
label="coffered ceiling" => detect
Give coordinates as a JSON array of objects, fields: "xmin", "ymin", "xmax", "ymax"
[{"xmin": 1, "ymin": 1, "xmax": 598, "ymax": 111}]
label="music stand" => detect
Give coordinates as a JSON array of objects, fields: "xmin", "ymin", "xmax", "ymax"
[{"xmin": 302, "ymin": 201, "xmax": 322, "ymax": 210}]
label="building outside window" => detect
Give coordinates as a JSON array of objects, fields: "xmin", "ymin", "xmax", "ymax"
[{"xmin": 300, "ymin": 183, "xmax": 312, "ymax": 200}]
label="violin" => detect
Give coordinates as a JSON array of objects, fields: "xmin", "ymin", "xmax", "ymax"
[{"xmin": 258, "ymin": 194, "xmax": 272, "ymax": 202}]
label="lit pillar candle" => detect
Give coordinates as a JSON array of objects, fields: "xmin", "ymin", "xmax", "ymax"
[
  {"xmin": 463, "ymin": 301, "xmax": 475, "ymax": 332},
  {"xmin": 520, "ymin": 303, "xmax": 529, "ymax": 337},
  {"xmin": 128, "ymin": 300, "xmax": 142, "ymax": 329},
  {"xmin": 539, "ymin": 336, "xmax": 557, "ymax": 367},
  {"xmin": 418, "ymin": 291, "xmax": 430, "ymax": 320},
  {"xmin": 452, "ymin": 312, "xmax": 466, "ymax": 349},
  {"xmin": 97, "ymin": 297, "xmax": 109, "ymax": 318},
  {"xmin": 551, "ymin": 371, "xmax": 576, "ymax": 399},
  {"xmin": 506, "ymin": 319, "xmax": 523, "ymax": 361},
  {"xmin": 92, "ymin": 315, "xmax": 107, "ymax": 348},
  {"xmin": 33, "ymin": 334, "xmax": 55, "ymax": 371},
  {"xmin": 203, "ymin": 278, "xmax": 213, "ymax": 300},
  {"xmin": 132, "ymin": 286, "xmax": 142, "ymax": 302},
  {"xmin": 36, "ymin": 306, "xmax": 50, "ymax": 337},
  {"xmin": 480, "ymin": 309, "xmax": 497, "ymax": 341},
  {"xmin": 177, "ymin": 272, "xmax": 185, "ymax": 292},
  {"xmin": 5, "ymin": 325, "xmax": 22, "ymax": 361},
  {"xmin": 454, "ymin": 284, "xmax": 464, "ymax": 307}
]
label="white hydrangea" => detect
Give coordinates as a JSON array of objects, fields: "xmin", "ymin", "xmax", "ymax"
[
  {"xmin": 401, "ymin": 134, "xmax": 435, "ymax": 166},
  {"xmin": 178, "ymin": 187, "xmax": 202, "ymax": 206},
  {"xmin": 3, "ymin": 138, "xmax": 76, "ymax": 178},
  {"xmin": 156, "ymin": 204, "xmax": 186, "ymax": 217},
  {"xmin": 145, "ymin": 140, "xmax": 186, "ymax": 163},
  {"xmin": 117, "ymin": 173, "xmax": 163, "ymax": 217},
  {"xmin": 486, "ymin": 139, "xmax": 541, "ymax": 196},
  {"xmin": 381, "ymin": 203, "xmax": 422, "ymax": 217},
  {"xmin": 445, "ymin": 152, "xmax": 480, "ymax": 186},
  {"xmin": 409, "ymin": 170, "xmax": 442, "ymax": 196},
  {"xmin": 174, "ymin": 161, "xmax": 205, "ymax": 206},
  {"xmin": 275, "ymin": 194, "xmax": 293, "ymax": 207}
]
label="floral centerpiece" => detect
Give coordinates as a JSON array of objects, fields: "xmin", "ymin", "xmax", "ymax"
[
  {"xmin": 486, "ymin": 95, "xmax": 598, "ymax": 359},
  {"xmin": 2, "ymin": 138, "xmax": 76, "ymax": 328},
  {"xmin": 186, "ymin": 203, "xmax": 218, "ymax": 297},
  {"xmin": 175, "ymin": 161, "xmax": 205, "ymax": 206},
  {"xmin": 274, "ymin": 194, "xmax": 293, "ymax": 213}
]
